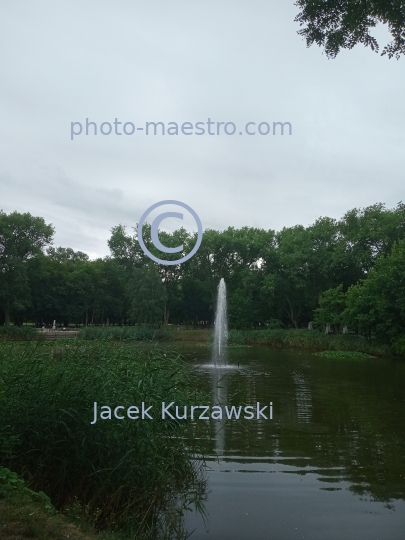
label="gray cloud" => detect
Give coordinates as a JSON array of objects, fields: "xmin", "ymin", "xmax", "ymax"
[{"xmin": 1, "ymin": 0, "xmax": 404, "ymax": 257}]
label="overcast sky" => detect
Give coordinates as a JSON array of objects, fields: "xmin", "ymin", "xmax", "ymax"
[{"xmin": 1, "ymin": 0, "xmax": 404, "ymax": 258}]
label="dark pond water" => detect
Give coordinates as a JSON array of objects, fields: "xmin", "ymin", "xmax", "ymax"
[{"xmin": 180, "ymin": 345, "xmax": 405, "ymax": 540}]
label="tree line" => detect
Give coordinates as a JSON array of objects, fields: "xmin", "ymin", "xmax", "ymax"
[{"xmin": 1, "ymin": 202, "xmax": 405, "ymax": 349}]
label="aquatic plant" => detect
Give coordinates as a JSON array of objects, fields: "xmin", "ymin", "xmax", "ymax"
[
  {"xmin": 0, "ymin": 326, "xmax": 41, "ymax": 342},
  {"xmin": 314, "ymin": 350, "xmax": 376, "ymax": 359},
  {"xmin": 0, "ymin": 341, "xmax": 207, "ymax": 538},
  {"xmin": 228, "ymin": 329, "xmax": 391, "ymax": 356},
  {"xmin": 77, "ymin": 326, "xmax": 172, "ymax": 342}
]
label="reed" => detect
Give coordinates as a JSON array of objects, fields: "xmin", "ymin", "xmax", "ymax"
[
  {"xmin": 77, "ymin": 326, "xmax": 172, "ymax": 342},
  {"xmin": 0, "ymin": 326, "xmax": 41, "ymax": 342},
  {"xmin": 0, "ymin": 341, "xmax": 207, "ymax": 539}
]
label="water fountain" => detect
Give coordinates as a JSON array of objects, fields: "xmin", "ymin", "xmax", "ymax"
[{"xmin": 212, "ymin": 278, "xmax": 228, "ymax": 366}]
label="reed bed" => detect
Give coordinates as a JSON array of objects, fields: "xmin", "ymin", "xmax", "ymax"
[
  {"xmin": 77, "ymin": 326, "xmax": 172, "ymax": 342},
  {"xmin": 228, "ymin": 329, "xmax": 391, "ymax": 356},
  {"xmin": 0, "ymin": 326, "xmax": 42, "ymax": 342},
  {"xmin": 0, "ymin": 341, "xmax": 207, "ymax": 539}
]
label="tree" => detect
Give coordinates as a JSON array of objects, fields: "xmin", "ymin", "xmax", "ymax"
[
  {"xmin": 108, "ymin": 224, "xmax": 146, "ymax": 270},
  {"xmin": 345, "ymin": 240, "xmax": 405, "ymax": 345},
  {"xmin": 314, "ymin": 284, "xmax": 346, "ymax": 334},
  {"xmin": 91, "ymin": 258, "xmax": 127, "ymax": 325},
  {"xmin": 67, "ymin": 262, "xmax": 98, "ymax": 326},
  {"xmin": 189, "ymin": 227, "xmax": 274, "ymax": 320},
  {"xmin": 26, "ymin": 253, "xmax": 68, "ymax": 326},
  {"xmin": 108, "ymin": 224, "xmax": 192, "ymax": 326},
  {"xmin": 229, "ymin": 288, "xmax": 256, "ymax": 329},
  {"xmin": 295, "ymin": 0, "xmax": 405, "ymax": 59},
  {"xmin": 275, "ymin": 225, "xmax": 312, "ymax": 328},
  {"xmin": 130, "ymin": 264, "xmax": 167, "ymax": 326},
  {"xmin": 0, "ymin": 211, "xmax": 54, "ymax": 325},
  {"xmin": 180, "ymin": 277, "xmax": 211, "ymax": 327},
  {"xmin": 152, "ymin": 227, "xmax": 193, "ymax": 326},
  {"xmin": 339, "ymin": 202, "xmax": 405, "ymax": 275},
  {"xmin": 47, "ymin": 246, "xmax": 89, "ymax": 263}
]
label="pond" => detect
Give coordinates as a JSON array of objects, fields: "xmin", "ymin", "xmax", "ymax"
[{"xmin": 179, "ymin": 345, "xmax": 405, "ymax": 540}]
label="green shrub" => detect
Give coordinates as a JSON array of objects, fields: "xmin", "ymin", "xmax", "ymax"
[{"xmin": 391, "ymin": 336, "xmax": 405, "ymax": 356}]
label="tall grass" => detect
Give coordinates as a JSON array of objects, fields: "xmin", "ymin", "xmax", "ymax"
[
  {"xmin": 228, "ymin": 329, "xmax": 392, "ymax": 356},
  {"xmin": 78, "ymin": 326, "xmax": 172, "ymax": 342},
  {"xmin": 0, "ymin": 326, "xmax": 42, "ymax": 342},
  {"xmin": 0, "ymin": 341, "xmax": 207, "ymax": 539}
]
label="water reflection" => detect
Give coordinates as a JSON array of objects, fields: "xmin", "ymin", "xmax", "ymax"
[
  {"xmin": 185, "ymin": 346, "xmax": 405, "ymax": 539},
  {"xmin": 293, "ymin": 371, "xmax": 313, "ymax": 424},
  {"xmin": 211, "ymin": 369, "xmax": 227, "ymax": 457}
]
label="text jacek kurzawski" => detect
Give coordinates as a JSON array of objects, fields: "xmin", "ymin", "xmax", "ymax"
[{"xmin": 90, "ymin": 402, "xmax": 273, "ymax": 424}]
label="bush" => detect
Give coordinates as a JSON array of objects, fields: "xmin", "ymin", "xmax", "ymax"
[
  {"xmin": 0, "ymin": 342, "xmax": 207, "ymax": 538},
  {"xmin": 391, "ymin": 336, "xmax": 405, "ymax": 356}
]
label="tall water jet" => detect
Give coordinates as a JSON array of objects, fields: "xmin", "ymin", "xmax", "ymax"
[{"xmin": 212, "ymin": 278, "xmax": 228, "ymax": 365}]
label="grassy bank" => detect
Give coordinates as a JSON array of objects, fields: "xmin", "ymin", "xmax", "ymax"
[
  {"xmin": 0, "ymin": 342, "xmax": 207, "ymax": 539},
  {"xmin": 228, "ymin": 329, "xmax": 392, "ymax": 356},
  {"xmin": 0, "ymin": 466, "xmax": 127, "ymax": 540}
]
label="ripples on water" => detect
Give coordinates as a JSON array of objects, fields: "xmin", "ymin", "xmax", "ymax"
[{"xmin": 184, "ymin": 346, "xmax": 405, "ymax": 540}]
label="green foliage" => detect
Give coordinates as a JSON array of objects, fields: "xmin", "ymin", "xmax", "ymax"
[
  {"xmin": 266, "ymin": 318, "xmax": 284, "ymax": 329},
  {"xmin": 314, "ymin": 284, "xmax": 346, "ymax": 333},
  {"xmin": 129, "ymin": 264, "xmax": 167, "ymax": 325},
  {"xmin": 345, "ymin": 240, "xmax": 405, "ymax": 345},
  {"xmin": 0, "ymin": 386, "xmax": 19, "ymax": 460},
  {"xmin": 0, "ymin": 468, "xmax": 112, "ymax": 540},
  {"xmin": 3, "ymin": 202, "xmax": 405, "ymax": 353},
  {"xmin": 0, "ymin": 466, "xmax": 25, "ymax": 488},
  {"xmin": 0, "ymin": 210, "xmax": 54, "ymax": 326},
  {"xmin": 229, "ymin": 287, "xmax": 256, "ymax": 329},
  {"xmin": 392, "ymin": 336, "xmax": 405, "ymax": 356},
  {"xmin": 47, "ymin": 246, "xmax": 89, "ymax": 262},
  {"xmin": 295, "ymin": 0, "xmax": 405, "ymax": 59},
  {"xmin": 0, "ymin": 342, "xmax": 207, "ymax": 537}
]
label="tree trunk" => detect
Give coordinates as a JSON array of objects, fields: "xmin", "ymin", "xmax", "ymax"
[
  {"xmin": 284, "ymin": 296, "xmax": 299, "ymax": 328},
  {"xmin": 85, "ymin": 309, "xmax": 88, "ymax": 327},
  {"xmin": 163, "ymin": 303, "xmax": 170, "ymax": 327}
]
